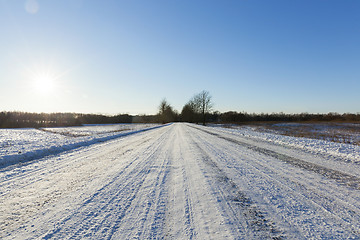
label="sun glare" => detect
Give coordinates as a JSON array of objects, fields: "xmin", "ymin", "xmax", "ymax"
[
  {"xmin": 32, "ymin": 72, "xmax": 57, "ymax": 95},
  {"xmin": 26, "ymin": 62, "xmax": 73, "ymax": 100}
]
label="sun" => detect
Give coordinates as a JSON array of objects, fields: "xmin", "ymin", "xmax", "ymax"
[
  {"xmin": 32, "ymin": 72, "xmax": 57, "ymax": 95},
  {"xmin": 26, "ymin": 61, "xmax": 72, "ymax": 98}
]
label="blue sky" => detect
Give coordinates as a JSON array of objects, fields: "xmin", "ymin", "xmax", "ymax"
[{"xmin": 1, "ymin": 0, "xmax": 359, "ymax": 115}]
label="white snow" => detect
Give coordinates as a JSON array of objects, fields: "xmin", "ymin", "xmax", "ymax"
[
  {"xmin": 0, "ymin": 124, "xmax": 161, "ymax": 167},
  {"xmin": 1, "ymin": 123, "xmax": 360, "ymax": 239},
  {"xmin": 210, "ymin": 124, "xmax": 360, "ymax": 163}
]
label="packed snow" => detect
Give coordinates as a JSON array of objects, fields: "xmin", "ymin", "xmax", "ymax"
[{"xmin": 1, "ymin": 123, "xmax": 360, "ymax": 239}]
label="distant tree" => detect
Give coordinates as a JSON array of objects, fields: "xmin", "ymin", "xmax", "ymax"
[
  {"xmin": 180, "ymin": 91, "xmax": 214, "ymax": 125},
  {"xmin": 158, "ymin": 99, "xmax": 177, "ymax": 124},
  {"xmin": 181, "ymin": 103, "xmax": 198, "ymax": 123},
  {"xmin": 193, "ymin": 90, "xmax": 213, "ymax": 125}
]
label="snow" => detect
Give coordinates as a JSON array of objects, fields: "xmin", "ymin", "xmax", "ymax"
[
  {"xmin": 0, "ymin": 124, "xmax": 161, "ymax": 168},
  {"xmin": 1, "ymin": 123, "xmax": 360, "ymax": 239},
  {"xmin": 211, "ymin": 124, "xmax": 360, "ymax": 163}
]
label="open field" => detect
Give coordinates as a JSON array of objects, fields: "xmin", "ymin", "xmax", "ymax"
[
  {"xmin": 1, "ymin": 123, "xmax": 360, "ymax": 239},
  {"xmin": 216, "ymin": 122, "xmax": 360, "ymax": 145}
]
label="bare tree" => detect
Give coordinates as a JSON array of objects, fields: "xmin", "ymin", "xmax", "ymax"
[{"xmin": 193, "ymin": 90, "xmax": 213, "ymax": 125}]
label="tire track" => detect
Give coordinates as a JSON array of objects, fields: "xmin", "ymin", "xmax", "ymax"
[
  {"xmin": 0, "ymin": 137, "xmax": 155, "ymax": 235},
  {"xmin": 41, "ymin": 126, "xmax": 172, "ymax": 239},
  {"xmin": 0, "ymin": 135, "xmax": 152, "ymax": 197},
  {"xmin": 163, "ymin": 125, "xmax": 198, "ymax": 239},
  {"xmin": 190, "ymin": 124, "xmax": 360, "ymax": 238},
  {"xmin": 1, "ymin": 126, "xmax": 172, "ymax": 239},
  {"xmin": 164, "ymin": 124, "xmax": 234, "ymax": 239},
  {"xmin": 181, "ymin": 166, "xmax": 197, "ymax": 239},
  {"xmin": 190, "ymin": 135, "xmax": 285, "ymax": 239}
]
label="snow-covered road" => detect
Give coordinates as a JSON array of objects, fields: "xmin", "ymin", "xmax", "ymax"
[{"xmin": 1, "ymin": 123, "xmax": 360, "ymax": 239}]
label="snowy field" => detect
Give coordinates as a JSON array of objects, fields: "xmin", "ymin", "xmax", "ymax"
[
  {"xmin": 253, "ymin": 122, "xmax": 360, "ymax": 145},
  {"xmin": 0, "ymin": 123, "xmax": 160, "ymax": 168},
  {"xmin": 1, "ymin": 123, "xmax": 360, "ymax": 239},
  {"xmin": 211, "ymin": 123, "xmax": 360, "ymax": 163}
]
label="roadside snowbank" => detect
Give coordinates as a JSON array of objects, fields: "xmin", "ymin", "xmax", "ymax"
[
  {"xmin": 211, "ymin": 125, "xmax": 360, "ymax": 163},
  {"xmin": 0, "ymin": 124, "xmax": 162, "ymax": 167}
]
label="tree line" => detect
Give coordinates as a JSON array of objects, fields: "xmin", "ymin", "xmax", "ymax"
[
  {"xmin": 1, "ymin": 90, "xmax": 359, "ymax": 128},
  {"xmin": 218, "ymin": 111, "xmax": 360, "ymax": 123},
  {"xmin": 0, "ymin": 112, "xmax": 135, "ymax": 128}
]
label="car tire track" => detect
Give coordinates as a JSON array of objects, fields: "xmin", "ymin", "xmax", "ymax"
[
  {"xmin": 189, "ymin": 133, "xmax": 285, "ymax": 239},
  {"xmin": 189, "ymin": 124, "xmax": 360, "ymax": 238}
]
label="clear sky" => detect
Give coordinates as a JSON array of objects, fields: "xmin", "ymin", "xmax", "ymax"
[{"xmin": 1, "ymin": 0, "xmax": 359, "ymax": 115}]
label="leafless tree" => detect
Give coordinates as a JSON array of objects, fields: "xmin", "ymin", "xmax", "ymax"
[{"xmin": 193, "ymin": 90, "xmax": 213, "ymax": 125}]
